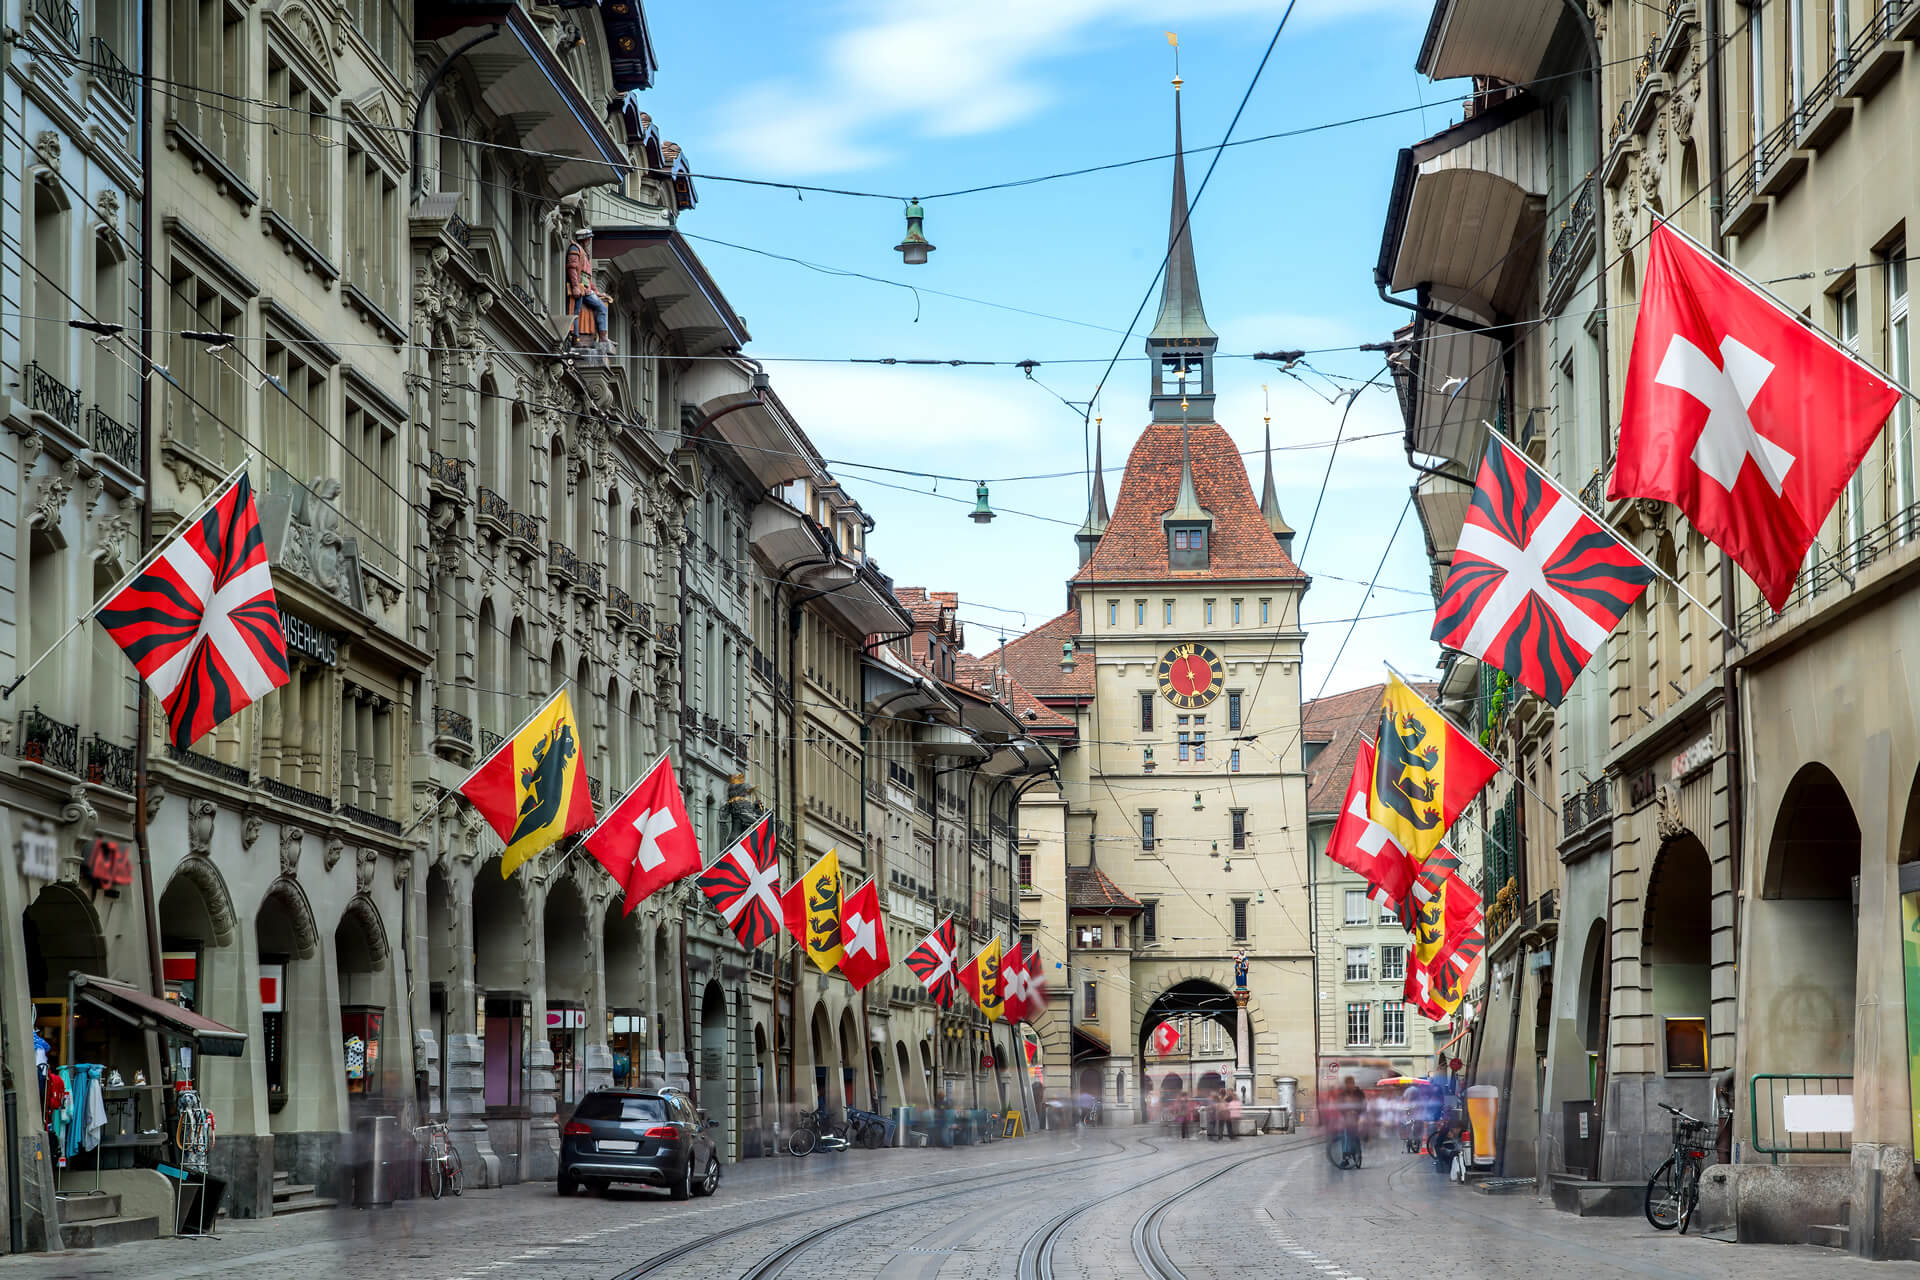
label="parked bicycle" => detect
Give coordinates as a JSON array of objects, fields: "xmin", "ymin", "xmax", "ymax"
[
  {"xmin": 1645, "ymin": 1101, "xmax": 1711, "ymax": 1232},
  {"xmin": 787, "ymin": 1105, "xmax": 851, "ymax": 1157},
  {"xmin": 414, "ymin": 1122, "xmax": 464, "ymax": 1199},
  {"xmin": 844, "ymin": 1107, "xmax": 894, "ymax": 1150},
  {"xmin": 1325, "ymin": 1122, "xmax": 1364, "ymax": 1170}
]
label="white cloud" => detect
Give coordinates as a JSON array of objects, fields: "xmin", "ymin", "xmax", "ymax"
[{"xmin": 713, "ymin": 0, "xmax": 1432, "ymax": 175}]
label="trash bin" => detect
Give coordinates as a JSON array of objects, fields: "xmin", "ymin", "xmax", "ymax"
[
  {"xmin": 891, "ymin": 1107, "xmax": 914, "ymax": 1147},
  {"xmin": 353, "ymin": 1114, "xmax": 400, "ymax": 1208}
]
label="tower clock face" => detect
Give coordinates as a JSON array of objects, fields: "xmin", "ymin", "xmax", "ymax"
[{"xmin": 1157, "ymin": 643, "xmax": 1224, "ymax": 709}]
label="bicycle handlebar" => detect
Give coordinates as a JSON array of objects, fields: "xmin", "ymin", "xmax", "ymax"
[{"xmin": 1657, "ymin": 1101, "xmax": 1703, "ymax": 1125}]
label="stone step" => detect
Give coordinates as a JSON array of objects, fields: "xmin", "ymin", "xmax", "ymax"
[
  {"xmin": 272, "ymin": 1194, "xmax": 338, "ymax": 1216},
  {"xmin": 60, "ymin": 1214, "xmax": 159, "ymax": 1250},
  {"xmin": 1548, "ymin": 1177, "xmax": 1644, "ymax": 1218},
  {"xmin": 272, "ymin": 1181, "xmax": 318, "ymax": 1201},
  {"xmin": 1807, "ymin": 1223, "xmax": 1848, "ymax": 1250},
  {"xmin": 1470, "ymin": 1176, "xmax": 1537, "ymax": 1196},
  {"xmin": 55, "ymin": 1193, "xmax": 122, "ymax": 1224}
]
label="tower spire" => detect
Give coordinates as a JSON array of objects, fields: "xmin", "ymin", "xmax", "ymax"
[
  {"xmin": 1147, "ymin": 76, "xmax": 1218, "ymax": 423},
  {"xmin": 1074, "ymin": 416, "xmax": 1111, "ymax": 567},
  {"xmin": 1259, "ymin": 417, "xmax": 1295, "ymax": 556}
]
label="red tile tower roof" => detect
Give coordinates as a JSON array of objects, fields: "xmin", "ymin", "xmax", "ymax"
[
  {"xmin": 979, "ymin": 608, "xmax": 1091, "ymax": 701},
  {"xmin": 1072, "ymin": 422, "xmax": 1308, "ymax": 585},
  {"xmin": 1067, "ymin": 863, "xmax": 1145, "ymax": 912}
]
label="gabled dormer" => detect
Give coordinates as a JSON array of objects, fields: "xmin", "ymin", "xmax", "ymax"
[{"xmin": 1162, "ymin": 422, "xmax": 1213, "ymax": 571}]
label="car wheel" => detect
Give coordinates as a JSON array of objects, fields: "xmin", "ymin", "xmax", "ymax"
[
  {"xmin": 558, "ymin": 1173, "xmax": 578, "ymax": 1197},
  {"xmin": 697, "ymin": 1156, "xmax": 720, "ymax": 1197},
  {"xmin": 669, "ymin": 1157, "xmax": 693, "ymax": 1201}
]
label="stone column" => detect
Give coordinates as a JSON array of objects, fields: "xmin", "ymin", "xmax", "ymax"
[
  {"xmin": 583, "ymin": 894, "xmax": 613, "ymax": 1094},
  {"xmin": 526, "ymin": 878, "xmax": 559, "ymax": 1180},
  {"xmin": 1234, "ymin": 990, "xmax": 1253, "ymax": 1104},
  {"xmin": 443, "ymin": 855, "xmax": 502, "ymax": 1188}
]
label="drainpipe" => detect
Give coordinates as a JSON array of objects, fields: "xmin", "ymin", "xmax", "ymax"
[{"xmin": 132, "ymin": 0, "xmax": 163, "ymax": 1009}]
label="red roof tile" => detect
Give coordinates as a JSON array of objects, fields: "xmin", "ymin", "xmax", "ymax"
[
  {"xmin": 1067, "ymin": 863, "xmax": 1145, "ymax": 912},
  {"xmin": 1301, "ymin": 680, "xmax": 1437, "ymax": 816},
  {"xmin": 1072, "ymin": 422, "xmax": 1308, "ymax": 585},
  {"xmin": 981, "ymin": 608, "xmax": 1091, "ymax": 701},
  {"xmin": 950, "ymin": 657, "xmax": 1076, "ymax": 733}
]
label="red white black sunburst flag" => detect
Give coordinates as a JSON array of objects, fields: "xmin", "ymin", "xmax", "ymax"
[
  {"xmin": 1431, "ymin": 435, "xmax": 1654, "ymax": 706},
  {"xmin": 696, "ymin": 814, "xmax": 783, "ymax": 950},
  {"xmin": 96, "ymin": 472, "xmax": 290, "ymax": 747},
  {"xmin": 905, "ymin": 916, "xmax": 961, "ymax": 1010}
]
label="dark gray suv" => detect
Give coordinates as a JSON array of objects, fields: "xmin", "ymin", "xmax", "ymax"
[{"xmin": 559, "ymin": 1087, "xmax": 720, "ymax": 1199}]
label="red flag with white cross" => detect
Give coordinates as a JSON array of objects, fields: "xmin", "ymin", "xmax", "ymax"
[
  {"xmin": 1025, "ymin": 943, "xmax": 1048, "ymax": 1017},
  {"xmin": 999, "ymin": 941, "xmax": 1031, "ymax": 1024},
  {"xmin": 583, "ymin": 754, "xmax": 700, "ymax": 914},
  {"xmin": 1612, "ymin": 222, "xmax": 1902, "ymax": 611},
  {"xmin": 1325, "ymin": 737, "xmax": 1417, "ymax": 906},
  {"xmin": 837, "ymin": 878, "xmax": 890, "ymax": 992}
]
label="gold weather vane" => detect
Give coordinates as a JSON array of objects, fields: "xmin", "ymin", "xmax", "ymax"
[{"xmin": 1166, "ymin": 30, "xmax": 1180, "ymax": 83}]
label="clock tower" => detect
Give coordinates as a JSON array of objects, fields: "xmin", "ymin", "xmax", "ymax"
[{"xmin": 994, "ymin": 80, "xmax": 1318, "ymax": 1126}]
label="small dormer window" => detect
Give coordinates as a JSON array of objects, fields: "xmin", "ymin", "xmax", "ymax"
[{"xmin": 1168, "ymin": 524, "xmax": 1208, "ymax": 569}]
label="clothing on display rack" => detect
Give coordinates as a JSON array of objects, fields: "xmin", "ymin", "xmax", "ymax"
[{"xmin": 51, "ymin": 1065, "xmax": 106, "ymax": 1159}]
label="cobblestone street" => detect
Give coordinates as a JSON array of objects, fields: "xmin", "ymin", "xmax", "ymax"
[{"xmin": 2, "ymin": 1128, "xmax": 1913, "ymax": 1280}]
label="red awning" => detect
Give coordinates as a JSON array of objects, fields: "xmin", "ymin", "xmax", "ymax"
[{"xmin": 73, "ymin": 973, "xmax": 247, "ymax": 1057}]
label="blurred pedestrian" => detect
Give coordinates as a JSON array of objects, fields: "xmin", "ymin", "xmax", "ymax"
[{"xmin": 1227, "ymin": 1091, "xmax": 1243, "ymax": 1139}]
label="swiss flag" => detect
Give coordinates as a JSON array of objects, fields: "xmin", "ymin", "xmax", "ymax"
[
  {"xmin": 1613, "ymin": 223, "xmax": 1901, "ymax": 611},
  {"xmin": 1025, "ymin": 944, "xmax": 1048, "ymax": 1016},
  {"xmin": 583, "ymin": 754, "xmax": 701, "ymax": 913},
  {"xmin": 1325, "ymin": 738, "xmax": 1416, "ymax": 906},
  {"xmin": 1152, "ymin": 1021, "xmax": 1181, "ymax": 1056},
  {"xmin": 838, "ymin": 878, "xmax": 890, "ymax": 992},
  {"xmin": 999, "ymin": 942, "xmax": 1031, "ymax": 1024}
]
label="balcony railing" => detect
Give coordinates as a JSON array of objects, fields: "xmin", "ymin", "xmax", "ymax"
[
  {"xmin": 342, "ymin": 804, "xmax": 403, "ymax": 836},
  {"xmin": 25, "ymin": 362, "xmax": 81, "ymax": 434},
  {"xmin": 1579, "ymin": 469, "xmax": 1605, "ymax": 513},
  {"xmin": 446, "ymin": 211, "xmax": 472, "ymax": 247},
  {"xmin": 84, "ymin": 735, "xmax": 136, "ymax": 792},
  {"xmin": 578, "ymin": 562, "xmax": 603, "ymax": 594},
  {"xmin": 429, "ymin": 450, "xmax": 470, "ymax": 497},
  {"xmin": 480, "ymin": 728, "xmax": 503, "ymax": 758},
  {"xmin": 1546, "ymin": 178, "xmax": 1594, "ymax": 289},
  {"xmin": 259, "ymin": 775, "xmax": 333, "ymax": 814},
  {"xmin": 434, "ymin": 704, "xmax": 474, "ymax": 747},
  {"xmin": 547, "ymin": 539, "xmax": 580, "ymax": 586},
  {"xmin": 608, "ymin": 585, "xmax": 652, "ymax": 631},
  {"xmin": 18, "ymin": 707, "xmax": 78, "ymax": 775},
  {"xmin": 32, "ymin": 0, "xmax": 79, "ymax": 52},
  {"xmin": 1738, "ymin": 498, "xmax": 1920, "ymax": 635},
  {"xmin": 1560, "ymin": 776, "xmax": 1612, "ymax": 840},
  {"xmin": 165, "ymin": 744, "xmax": 250, "ymax": 785},
  {"xmin": 88, "ymin": 406, "xmax": 139, "ymax": 471},
  {"xmin": 509, "ymin": 283, "xmax": 542, "ymax": 315},
  {"xmin": 587, "ymin": 774, "xmax": 604, "ymax": 806},
  {"xmin": 476, "ymin": 486, "xmax": 511, "ymax": 532},
  {"xmin": 658, "ymin": 622, "xmax": 682, "ymax": 651},
  {"xmin": 506, "ymin": 511, "xmax": 540, "ymax": 549},
  {"xmin": 90, "ymin": 36, "xmax": 136, "ymax": 113}
]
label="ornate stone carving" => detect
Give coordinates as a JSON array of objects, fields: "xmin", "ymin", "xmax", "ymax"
[
  {"xmin": 1655, "ymin": 783, "xmax": 1687, "ymax": 839},
  {"xmin": 1635, "ymin": 498, "xmax": 1668, "ymax": 530},
  {"xmin": 280, "ymin": 825, "xmax": 305, "ymax": 878},
  {"xmin": 91, "ymin": 496, "xmax": 138, "ymax": 572},
  {"xmin": 147, "ymin": 778, "xmax": 167, "ymax": 821},
  {"xmin": 242, "ymin": 811, "xmax": 263, "ymax": 850},
  {"xmin": 187, "ymin": 798, "xmax": 216, "ymax": 855},
  {"xmin": 97, "ymin": 189, "xmax": 120, "ymax": 234},
  {"xmin": 29, "ymin": 458, "xmax": 76, "ymax": 534},
  {"xmin": 356, "ymin": 845, "xmax": 378, "ymax": 894},
  {"xmin": 32, "ymin": 131, "xmax": 60, "ymax": 173},
  {"xmin": 325, "ymin": 836, "xmax": 345, "ymax": 872},
  {"xmin": 60, "ymin": 785, "xmax": 99, "ymax": 865},
  {"xmin": 1611, "ymin": 196, "xmax": 1634, "ymax": 255}
]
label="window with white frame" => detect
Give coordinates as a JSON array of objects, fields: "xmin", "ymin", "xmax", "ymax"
[
  {"xmin": 1343, "ymin": 890, "xmax": 1369, "ymax": 925},
  {"xmin": 261, "ymin": 336, "xmax": 328, "ymax": 500},
  {"xmin": 1345, "ymin": 1002, "xmax": 1370, "ymax": 1047},
  {"xmin": 1231, "ymin": 599, "xmax": 1242, "ymax": 625},
  {"xmin": 1888, "ymin": 245, "xmax": 1914, "ymax": 534},
  {"xmin": 167, "ymin": 260, "xmax": 245, "ymax": 466},
  {"xmin": 1344, "ymin": 946, "xmax": 1370, "ymax": 981},
  {"xmin": 1108, "ymin": 600, "xmax": 1118, "ymax": 626},
  {"xmin": 1381, "ymin": 944, "xmax": 1406, "ymax": 981},
  {"xmin": 1163, "ymin": 599, "xmax": 1174, "ymax": 625},
  {"xmin": 1839, "ymin": 282, "xmax": 1865, "ymax": 561},
  {"xmin": 344, "ymin": 391, "xmax": 400, "ymax": 575},
  {"xmin": 1382, "ymin": 1001, "xmax": 1407, "ymax": 1047},
  {"xmin": 1204, "ymin": 599, "xmax": 1214, "ymax": 625},
  {"xmin": 1378, "ymin": 899, "xmax": 1400, "ymax": 926},
  {"xmin": 1259, "ymin": 598, "xmax": 1271, "ymax": 625}
]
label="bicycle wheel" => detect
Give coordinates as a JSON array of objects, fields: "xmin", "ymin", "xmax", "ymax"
[
  {"xmin": 1644, "ymin": 1157, "xmax": 1681, "ymax": 1230},
  {"xmin": 1325, "ymin": 1134, "xmax": 1346, "ymax": 1169},
  {"xmin": 1676, "ymin": 1162, "xmax": 1701, "ymax": 1234},
  {"xmin": 426, "ymin": 1147, "xmax": 445, "ymax": 1200},
  {"xmin": 447, "ymin": 1144, "xmax": 464, "ymax": 1196},
  {"xmin": 789, "ymin": 1126, "xmax": 817, "ymax": 1157}
]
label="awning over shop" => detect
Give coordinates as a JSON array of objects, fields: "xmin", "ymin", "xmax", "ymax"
[
  {"xmin": 422, "ymin": 5, "xmax": 629, "ymax": 196},
  {"xmin": 592, "ymin": 228, "xmax": 749, "ymax": 356},
  {"xmin": 73, "ymin": 973, "xmax": 246, "ymax": 1057},
  {"xmin": 1383, "ymin": 97, "xmax": 1548, "ymax": 322},
  {"xmin": 1417, "ymin": 0, "xmax": 1568, "ymax": 86},
  {"xmin": 1401, "ymin": 319, "xmax": 1503, "ymax": 472},
  {"xmin": 1072, "ymin": 1025, "xmax": 1110, "ymax": 1060}
]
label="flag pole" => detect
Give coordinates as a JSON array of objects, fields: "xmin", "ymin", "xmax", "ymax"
[
  {"xmin": 1382, "ymin": 662, "xmax": 1560, "ymax": 820},
  {"xmin": 1655, "ymin": 216, "xmax": 1920, "ymax": 405},
  {"xmin": 1482, "ymin": 428, "xmax": 1744, "ymax": 647},
  {"xmin": 2, "ymin": 459, "xmax": 250, "ymax": 700},
  {"xmin": 573, "ymin": 750, "xmax": 670, "ymax": 846}
]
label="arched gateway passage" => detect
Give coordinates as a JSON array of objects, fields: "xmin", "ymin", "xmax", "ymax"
[{"xmin": 1137, "ymin": 979, "xmax": 1243, "ymax": 1107}]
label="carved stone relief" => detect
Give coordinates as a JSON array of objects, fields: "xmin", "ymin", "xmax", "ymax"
[
  {"xmin": 280, "ymin": 825, "xmax": 305, "ymax": 878},
  {"xmin": 325, "ymin": 836, "xmax": 345, "ymax": 873},
  {"xmin": 187, "ymin": 798, "xmax": 216, "ymax": 855}
]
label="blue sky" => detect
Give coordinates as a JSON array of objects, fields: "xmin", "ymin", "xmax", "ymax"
[{"xmin": 639, "ymin": 0, "xmax": 1462, "ymax": 697}]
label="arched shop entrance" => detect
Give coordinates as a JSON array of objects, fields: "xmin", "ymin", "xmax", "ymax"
[
  {"xmin": 471, "ymin": 857, "xmax": 530, "ymax": 1169},
  {"xmin": 605, "ymin": 903, "xmax": 647, "ymax": 1088},
  {"xmin": 542, "ymin": 877, "xmax": 591, "ymax": 1111},
  {"xmin": 22, "ymin": 884, "xmax": 108, "ymax": 1074},
  {"xmin": 334, "ymin": 897, "xmax": 390, "ymax": 1114},
  {"xmin": 700, "ymin": 981, "xmax": 728, "ymax": 1145}
]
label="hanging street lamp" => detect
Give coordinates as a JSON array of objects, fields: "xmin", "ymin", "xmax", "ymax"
[
  {"xmin": 895, "ymin": 200, "xmax": 936, "ymax": 265},
  {"xmin": 970, "ymin": 481, "xmax": 995, "ymax": 524}
]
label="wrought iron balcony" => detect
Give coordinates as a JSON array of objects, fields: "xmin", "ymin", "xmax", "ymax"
[
  {"xmin": 506, "ymin": 511, "xmax": 540, "ymax": 550},
  {"xmin": 90, "ymin": 36, "xmax": 136, "ymax": 112},
  {"xmin": 1546, "ymin": 178, "xmax": 1594, "ymax": 290},
  {"xmin": 658, "ymin": 622, "xmax": 682, "ymax": 651},
  {"xmin": 1579, "ymin": 469, "xmax": 1605, "ymax": 513},
  {"xmin": 84, "ymin": 735, "xmax": 136, "ymax": 792},
  {"xmin": 86, "ymin": 406, "xmax": 139, "ymax": 472},
  {"xmin": 32, "ymin": 0, "xmax": 79, "ymax": 52},
  {"xmin": 18, "ymin": 707, "xmax": 78, "ymax": 775},
  {"xmin": 429, "ymin": 450, "xmax": 471, "ymax": 499},
  {"xmin": 165, "ymin": 744, "xmax": 250, "ymax": 785},
  {"xmin": 480, "ymin": 728, "xmax": 503, "ymax": 758},
  {"xmin": 1560, "ymin": 777, "xmax": 1610, "ymax": 840},
  {"xmin": 509, "ymin": 283, "xmax": 542, "ymax": 315},
  {"xmin": 577, "ymin": 562, "xmax": 603, "ymax": 595},
  {"xmin": 342, "ymin": 804, "xmax": 403, "ymax": 836},
  {"xmin": 476, "ymin": 486, "xmax": 511, "ymax": 534},
  {"xmin": 25, "ymin": 362, "xmax": 81, "ymax": 434},
  {"xmin": 434, "ymin": 704, "xmax": 474, "ymax": 746},
  {"xmin": 446, "ymin": 211, "xmax": 472, "ymax": 247},
  {"xmin": 259, "ymin": 775, "xmax": 333, "ymax": 814},
  {"xmin": 547, "ymin": 539, "xmax": 581, "ymax": 585},
  {"xmin": 587, "ymin": 774, "xmax": 604, "ymax": 806}
]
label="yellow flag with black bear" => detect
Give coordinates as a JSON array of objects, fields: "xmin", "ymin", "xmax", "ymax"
[
  {"xmin": 780, "ymin": 849, "xmax": 843, "ymax": 974},
  {"xmin": 957, "ymin": 937, "xmax": 1005, "ymax": 1021},
  {"xmin": 1368, "ymin": 673, "xmax": 1498, "ymax": 862},
  {"xmin": 457, "ymin": 690, "xmax": 595, "ymax": 878}
]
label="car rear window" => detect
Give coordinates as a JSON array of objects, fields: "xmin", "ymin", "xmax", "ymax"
[{"xmin": 572, "ymin": 1093, "xmax": 667, "ymax": 1123}]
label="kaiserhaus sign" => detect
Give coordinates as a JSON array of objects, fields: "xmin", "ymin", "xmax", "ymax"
[{"xmin": 1670, "ymin": 733, "xmax": 1715, "ymax": 783}]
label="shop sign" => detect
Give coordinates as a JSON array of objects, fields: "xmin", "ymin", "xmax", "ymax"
[
  {"xmin": 1670, "ymin": 734, "xmax": 1715, "ymax": 782},
  {"xmin": 546, "ymin": 1008, "xmax": 585, "ymax": 1030},
  {"xmin": 259, "ymin": 963, "xmax": 285, "ymax": 1012},
  {"xmin": 279, "ymin": 611, "xmax": 339, "ymax": 666},
  {"xmin": 1628, "ymin": 768, "xmax": 1659, "ymax": 807},
  {"xmin": 18, "ymin": 826, "xmax": 58, "ymax": 881},
  {"xmin": 84, "ymin": 838, "xmax": 133, "ymax": 892}
]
